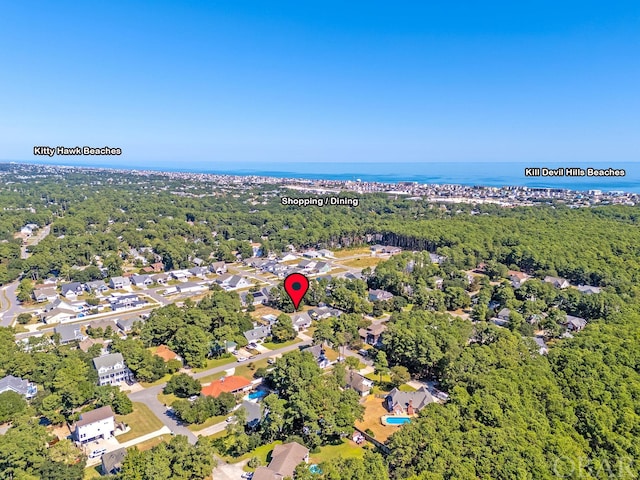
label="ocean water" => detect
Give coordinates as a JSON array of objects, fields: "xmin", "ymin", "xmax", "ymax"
[
  {"xmin": 203, "ymin": 161, "xmax": 640, "ymax": 193},
  {"xmin": 11, "ymin": 160, "xmax": 640, "ymax": 192}
]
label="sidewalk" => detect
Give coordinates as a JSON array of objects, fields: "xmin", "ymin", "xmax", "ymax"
[
  {"xmin": 117, "ymin": 426, "xmax": 172, "ymax": 449},
  {"xmin": 191, "ymin": 420, "xmax": 228, "ymax": 437}
]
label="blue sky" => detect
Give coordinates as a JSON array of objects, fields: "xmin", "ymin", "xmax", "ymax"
[{"xmin": 1, "ymin": 1, "xmax": 639, "ymax": 166}]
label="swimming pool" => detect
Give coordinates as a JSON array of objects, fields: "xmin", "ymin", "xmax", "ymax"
[
  {"xmin": 381, "ymin": 415, "xmax": 411, "ymax": 426},
  {"xmin": 247, "ymin": 390, "xmax": 268, "ymax": 400},
  {"xmin": 309, "ymin": 464, "xmax": 322, "ymax": 474}
]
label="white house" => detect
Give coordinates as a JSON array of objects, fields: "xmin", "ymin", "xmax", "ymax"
[
  {"xmin": 171, "ymin": 270, "xmax": 191, "ymax": 281},
  {"xmin": 74, "ymin": 406, "xmax": 116, "ymax": 444},
  {"xmin": 109, "ymin": 276, "xmax": 131, "ymax": 289},
  {"xmin": 93, "ymin": 353, "xmax": 133, "ymax": 386},
  {"xmin": 130, "ymin": 275, "xmax": 153, "ymax": 287},
  {"xmin": 177, "ymin": 282, "xmax": 207, "ymax": 294},
  {"xmin": 42, "ymin": 307, "xmax": 77, "ymax": 324},
  {"xmin": 209, "ymin": 262, "xmax": 227, "ymax": 274},
  {"xmin": 291, "ymin": 312, "xmax": 312, "ymax": 332},
  {"xmin": 33, "ymin": 287, "xmax": 58, "ymax": 303}
]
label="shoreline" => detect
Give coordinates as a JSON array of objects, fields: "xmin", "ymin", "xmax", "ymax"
[{"xmin": 2, "ymin": 161, "xmax": 639, "ymax": 204}]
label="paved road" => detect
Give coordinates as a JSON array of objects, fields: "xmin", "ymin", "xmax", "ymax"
[
  {"xmin": 0, "ymin": 282, "xmax": 20, "ymax": 327},
  {"xmin": 14, "ymin": 306, "xmax": 158, "ymax": 339},
  {"xmin": 20, "ymin": 225, "xmax": 51, "ymax": 259},
  {"xmin": 128, "ymin": 337, "xmax": 313, "ymax": 444}
]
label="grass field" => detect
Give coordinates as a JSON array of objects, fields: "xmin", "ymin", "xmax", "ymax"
[
  {"xmin": 338, "ymin": 256, "xmax": 384, "ymax": 268},
  {"xmin": 229, "ymin": 440, "xmax": 283, "ymax": 464},
  {"xmin": 310, "ymin": 439, "xmax": 366, "ymax": 464},
  {"xmin": 235, "ymin": 358, "xmax": 270, "ymax": 380},
  {"xmin": 365, "ymin": 373, "xmax": 416, "ymax": 393},
  {"xmin": 198, "ymin": 370, "xmax": 227, "ymax": 385},
  {"xmin": 250, "ymin": 305, "xmax": 284, "ymax": 320},
  {"xmin": 135, "ymin": 435, "xmax": 169, "ymax": 451},
  {"xmin": 262, "ymin": 337, "xmax": 302, "ymax": 350},
  {"xmin": 192, "ymin": 354, "xmax": 236, "ymax": 373},
  {"xmin": 333, "ymin": 247, "xmax": 372, "ymax": 258},
  {"xmin": 157, "ymin": 392, "xmax": 178, "ymax": 407},
  {"xmin": 116, "ymin": 402, "xmax": 164, "ymax": 442},
  {"xmin": 140, "ymin": 373, "xmax": 172, "ymax": 388},
  {"xmin": 354, "ymin": 396, "xmax": 398, "ymax": 443},
  {"xmin": 83, "ymin": 466, "xmax": 102, "ymax": 479}
]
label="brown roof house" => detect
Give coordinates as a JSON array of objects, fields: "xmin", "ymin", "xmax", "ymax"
[
  {"xmin": 252, "ymin": 441, "xmax": 310, "ymax": 480},
  {"xmin": 384, "ymin": 386, "xmax": 435, "ymax": 415},
  {"xmin": 358, "ymin": 323, "xmax": 386, "ymax": 347},
  {"xmin": 346, "ymin": 371, "xmax": 374, "ymax": 397}
]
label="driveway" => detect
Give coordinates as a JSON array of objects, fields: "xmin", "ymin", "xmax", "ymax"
[{"xmin": 212, "ymin": 458, "xmax": 248, "ymax": 480}]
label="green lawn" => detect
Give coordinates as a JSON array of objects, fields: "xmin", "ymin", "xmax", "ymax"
[
  {"xmin": 116, "ymin": 402, "xmax": 164, "ymax": 442},
  {"xmin": 140, "ymin": 373, "xmax": 172, "ymax": 388},
  {"xmin": 192, "ymin": 355, "xmax": 236, "ymax": 373},
  {"xmin": 365, "ymin": 373, "xmax": 416, "ymax": 393},
  {"xmin": 83, "ymin": 466, "xmax": 102, "ymax": 479},
  {"xmin": 188, "ymin": 414, "xmax": 227, "ymax": 432},
  {"xmin": 262, "ymin": 337, "xmax": 302, "ymax": 350},
  {"xmin": 310, "ymin": 439, "xmax": 365, "ymax": 464},
  {"xmin": 157, "ymin": 392, "xmax": 178, "ymax": 407},
  {"xmin": 235, "ymin": 358, "xmax": 269, "ymax": 380},
  {"xmin": 134, "ymin": 435, "xmax": 169, "ymax": 451},
  {"xmin": 207, "ymin": 429, "xmax": 229, "ymax": 441},
  {"xmin": 228, "ymin": 440, "xmax": 283, "ymax": 464},
  {"xmin": 333, "ymin": 247, "xmax": 372, "ymax": 258},
  {"xmin": 398, "ymin": 384, "xmax": 417, "ymax": 392},
  {"xmin": 198, "ymin": 370, "xmax": 226, "ymax": 385}
]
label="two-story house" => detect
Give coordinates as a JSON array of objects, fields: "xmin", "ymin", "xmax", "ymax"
[
  {"xmin": 93, "ymin": 353, "xmax": 133, "ymax": 386},
  {"xmin": 73, "ymin": 406, "xmax": 115, "ymax": 444}
]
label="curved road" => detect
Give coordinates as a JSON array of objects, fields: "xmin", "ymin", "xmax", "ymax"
[{"xmin": 127, "ymin": 338, "xmax": 312, "ymax": 444}]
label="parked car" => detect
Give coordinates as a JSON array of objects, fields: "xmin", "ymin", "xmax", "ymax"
[
  {"xmin": 88, "ymin": 448, "xmax": 106, "ymax": 459},
  {"xmin": 237, "ymin": 356, "xmax": 248, "ymax": 362}
]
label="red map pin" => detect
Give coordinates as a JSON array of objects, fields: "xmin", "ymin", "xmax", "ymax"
[{"xmin": 284, "ymin": 273, "xmax": 309, "ymax": 310}]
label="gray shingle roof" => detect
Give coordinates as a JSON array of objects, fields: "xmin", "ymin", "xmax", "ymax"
[
  {"xmin": 0, "ymin": 375, "xmax": 36, "ymax": 397},
  {"xmin": 244, "ymin": 326, "xmax": 271, "ymax": 342},
  {"xmin": 93, "ymin": 353, "xmax": 125, "ymax": 370}
]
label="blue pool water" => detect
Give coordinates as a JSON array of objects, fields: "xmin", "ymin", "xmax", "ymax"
[
  {"xmin": 248, "ymin": 390, "xmax": 268, "ymax": 400},
  {"xmin": 386, "ymin": 416, "xmax": 411, "ymax": 425},
  {"xmin": 309, "ymin": 464, "xmax": 322, "ymax": 474}
]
